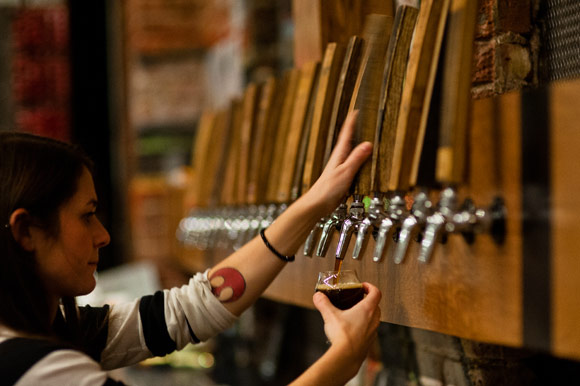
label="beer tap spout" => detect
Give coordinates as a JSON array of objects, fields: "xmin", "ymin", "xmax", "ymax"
[
  {"xmin": 418, "ymin": 212, "xmax": 445, "ymax": 263},
  {"xmin": 417, "ymin": 187, "xmax": 458, "ymax": 263},
  {"xmin": 373, "ymin": 216, "xmax": 394, "ymax": 262},
  {"xmin": 304, "ymin": 220, "xmax": 325, "ymax": 257},
  {"xmin": 335, "ymin": 196, "xmax": 365, "ymax": 260},
  {"xmin": 316, "ymin": 203, "xmax": 348, "ymax": 257},
  {"xmin": 449, "ymin": 196, "xmax": 507, "ymax": 246},
  {"xmin": 394, "ymin": 215, "xmax": 419, "ymax": 263},
  {"xmin": 372, "ymin": 192, "xmax": 406, "ymax": 262},
  {"xmin": 353, "ymin": 196, "xmax": 383, "ymax": 260},
  {"xmin": 393, "ymin": 189, "xmax": 433, "ymax": 264}
]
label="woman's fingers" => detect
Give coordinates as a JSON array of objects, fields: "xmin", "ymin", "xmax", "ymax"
[
  {"xmin": 313, "ymin": 291, "xmax": 338, "ymax": 323},
  {"xmin": 325, "ymin": 111, "xmax": 359, "ymax": 169},
  {"xmin": 359, "ymin": 282, "xmax": 382, "ymax": 309},
  {"xmin": 336, "ymin": 141, "xmax": 373, "ymax": 178}
]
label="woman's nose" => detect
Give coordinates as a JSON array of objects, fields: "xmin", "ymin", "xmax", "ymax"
[{"xmin": 95, "ymin": 219, "xmax": 110, "ymax": 248}]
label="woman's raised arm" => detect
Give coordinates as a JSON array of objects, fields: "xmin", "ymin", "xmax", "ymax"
[{"xmin": 207, "ymin": 111, "xmax": 373, "ymax": 316}]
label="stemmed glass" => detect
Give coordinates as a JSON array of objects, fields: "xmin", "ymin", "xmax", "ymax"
[{"xmin": 315, "ymin": 270, "xmax": 364, "ymax": 310}]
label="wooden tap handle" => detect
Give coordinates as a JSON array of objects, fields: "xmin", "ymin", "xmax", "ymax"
[
  {"xmin": 237, "ymin": 83, "xmax": 261, "ymax": 206},
  {"xmin": 248, "ymin": 77, "xmax": 278, "ymax": 205},
  {"xmin": 374, "ymin": 5, "xmax": 419, "ymax": 194},
  {"xmin": 202, "ymin": 109, "xmax": 230, "ymax": 208},
  {"xmin": 291, "ymin": 73, "xmax": 319, "ymax": 201},
  {"xmin": 301, "ymin": 42, "xmax": 346, "ymax": 193},
  {"xmin": 266, "ymin": 68, "xmax": 300, "ymax": 203},
  {"xmin": 349, "ymin": 14, "xmax": 393, "ymax": 197},
  {"xmin": 389, "ymin": 0, "xmax": 450, "ymax": 192},
  {"xmin": 189, "ymin": 110, "xmax": 217, "ymax": 208},
  {"xmin": 277, "ymin": 61, "xmax": 320, "ymax": 203},
  {"xmin": 436, "ymin": 0, "xmax": 478, "ymax": 186},
  {"xmin": 322, "ymin": 36, "xmax": 364, "ymax": 168},
  {"xmin": 210, "ymin": 104, "xmax": 236, "ymax": 207},
  {"xmin": 258, "ymin": 74, "xmax": 289, "ymax": 204},
  {"xmin": 220, "ymin": 99, "xmax": 243, "ymax": 206}
]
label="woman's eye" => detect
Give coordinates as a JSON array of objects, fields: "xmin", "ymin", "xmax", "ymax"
[{"xmin": 84, "ymin": 212, "xmax": 97, "ymax": 221}]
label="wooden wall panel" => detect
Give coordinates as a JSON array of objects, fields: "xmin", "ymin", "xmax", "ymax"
[
  {"xmin": 191, "ymin": 81, "xmax": 580, "ymax": 361},
  {"xmin": 263, "ymin": 92, "xmax": 524, "ymax": 348},
  {"xmin": 551, "ymin": 79, "xmax": 580, "ymax": 360}
]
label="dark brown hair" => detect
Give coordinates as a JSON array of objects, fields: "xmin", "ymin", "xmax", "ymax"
[{"xmin": 0, "ymin": 132, "xmax": 94, "ymax": 336}]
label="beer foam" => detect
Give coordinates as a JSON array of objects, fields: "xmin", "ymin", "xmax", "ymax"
[{"xmin": 315, "ymin": 283, "xmax": 364, "ymax": 291}]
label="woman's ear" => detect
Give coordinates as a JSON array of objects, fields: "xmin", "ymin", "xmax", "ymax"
[{"xmin": 9, "ymin": 208, "xmax": 36, "ymax": 252}]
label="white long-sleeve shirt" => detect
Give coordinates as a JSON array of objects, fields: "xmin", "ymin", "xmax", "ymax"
[{"xmin": 0, "ymin": 271, "xmax": 238, "ymax": 386}]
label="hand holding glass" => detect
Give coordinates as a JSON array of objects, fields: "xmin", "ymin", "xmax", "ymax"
[{"xmin": 315, "ymin": 270, "xmax": 365, "ymax": 310}]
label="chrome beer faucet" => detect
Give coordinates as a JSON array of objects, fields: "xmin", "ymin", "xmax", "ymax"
[
  {"xmin": 335, "ymin": 195, "xmax": 365, "ymax": 260},
  {"xmin": 417, "ymin": 187, "xmax": 458, "ymax": 263},
  {"xmin": 449, "ymin": 196, "xmax": 506, "ymax": 246},
  {"xmin": 417, "ymin": 188, "xmax": 506, "ymax": 263},
  {"xmin": 372, "ymin": 192, "xmax": 407, "ymax": 262},
  {"xmin": 352, "ymin": 195, "xmax": 384, "ymax": 260},
  {"xmin": 304, "ymin": 218, "xmax": 326, "ymax": 257},
  {"xmin": 315, "ymin": 202, "xmax": 348, "ymax": 257},
  {"xmin": 392, "ymin": 189, "xmax": 433, "ymax": 264}
]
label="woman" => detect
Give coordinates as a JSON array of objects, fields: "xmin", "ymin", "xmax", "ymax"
[{"xmin": 0, "ymin": 112, "xmax": 381, "ymax": 386}]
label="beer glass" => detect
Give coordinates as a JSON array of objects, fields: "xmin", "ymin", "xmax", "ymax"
[{"xmin": 315, "ymin": 270, "xmax": 364, "ymax": 310}]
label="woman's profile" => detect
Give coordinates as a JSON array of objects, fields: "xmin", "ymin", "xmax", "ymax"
[{"xmin": 0, "ymin": 112, "xmax": 381, "ymax": 385}]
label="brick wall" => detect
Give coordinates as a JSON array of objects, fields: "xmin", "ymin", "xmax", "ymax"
[{"xmin": 472, "ymin": 0, "xmax": 538, "ymax": 98}]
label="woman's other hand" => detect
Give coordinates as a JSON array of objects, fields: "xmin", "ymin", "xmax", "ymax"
[
  {"xmin": 304, "ymin": 111, "xmax": 373, "ymax": 216},
  {"xmin": 313, "ymin": 282, "xmax": 382, "ymax": 366}
]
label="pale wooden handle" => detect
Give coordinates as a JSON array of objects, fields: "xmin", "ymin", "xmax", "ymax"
[
  {"xmin": 236, "ymin": 84, "xmax": 260, "ymax": 205},
  {"xmin": 203, "ymin": 109, "xmax": 230, "ymax": 207},
  {"xmin": 389, "ymin": 0, "xmax": 451, "ymax": 191},
  {"xmin": 436, "ymin": 0, "xmax": 478, "ymax": 186},
  {"xmin": 276, "ymin": 61, "xmax": 320, "ymax": 203},
  {"xmin": 189, "ymin": 110, "xmax": 217, "ymax": 208},
  {"xmin": 258, "ymin": 75, "xmax": 289, "ymax": 204},
  {"xmin": 248, "ymin": 77, "xmax": 277, "ymax": 204},
  {"xmin": 220, "ymin": 100, "xmax": 243, "ymax": 206},
  {"xmin": 266, "ymin": 69, "xmax": 301, "ymax": 203},
  {"xmin": 301, "ymin": 42, "xmax": 346, "ymax": 193}
]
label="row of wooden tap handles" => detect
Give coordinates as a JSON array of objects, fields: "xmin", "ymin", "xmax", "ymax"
[{"xmin": 180, "ymin": 0, "xmax": 506, "ymax": 264}]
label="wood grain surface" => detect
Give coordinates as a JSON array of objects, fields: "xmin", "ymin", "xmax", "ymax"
[
  {"xmin": 184, "ymin": 81, "xmax": 580, "ymax": 363},
  {"xmin": 550, "ymin": 79, "xmax": 580, "ymax": 360},
  {"xmin": 302, "ymin": 42, "xmax": 346, "ymax": 193},
  {"xmin": 201, "ymin": 109, "xmax": 230, "ymax": 207},
  {"xmin": 266, "ymin": 69, "xmax": 300, "ymax": 203},
  {"xmin": 248, "ymin": 77, "xmax": 277, "ymax": 204},
  {"xmin": 349, "ymin": 14, "xmax": 393, "ymax": 196},
  {"xmin": 220, "ymin": 100, "xmax": 243, "ymax": 206},
  {"xmin": 258, "ymin": 75, "xmax": 289, "ymax": 204},
  {"xmin": 262, "ymin": 92, "xmax": 523, "ymax": 352},
  {"xmin": 277, "ymin": 61, "xmax": 320, "ymax": 203},
  {"xmin": 323, "ymin": 36, "xmax": 364, "ymax": 168},
  {"xmin": 189, "ymin": 110, "xmax": 217, "ymax": 207},
  {"xmin": 390, "ymin": 0, "xmax": 450, "ymax": 192},
  {"xmin": 237, "ymin": 83, "xmax": 261, "ymax": 205},
  {"xmin": 292, "ymin": 0, "xmax": 394, "ymax": 68},
  {"xmin": 436, "ymin": 0, "xmax": 478, "ymax": 186},
  {"xmin": 374, "ymin": 5, "xmax": 419, "ymax": 194},
  {"xmin": 291, "ymin": 67, "xmax": 321, "ymax": 201}
]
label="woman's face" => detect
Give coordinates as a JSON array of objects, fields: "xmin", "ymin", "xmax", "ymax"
[{"xmin": 34, "ymin": 167, "xmax": 110, "ymax": 298}]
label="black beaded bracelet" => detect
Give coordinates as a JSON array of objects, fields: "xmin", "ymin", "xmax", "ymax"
[{"xmin": 259, "ymin": 228, "xmax": 295, "ymax": 262}]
